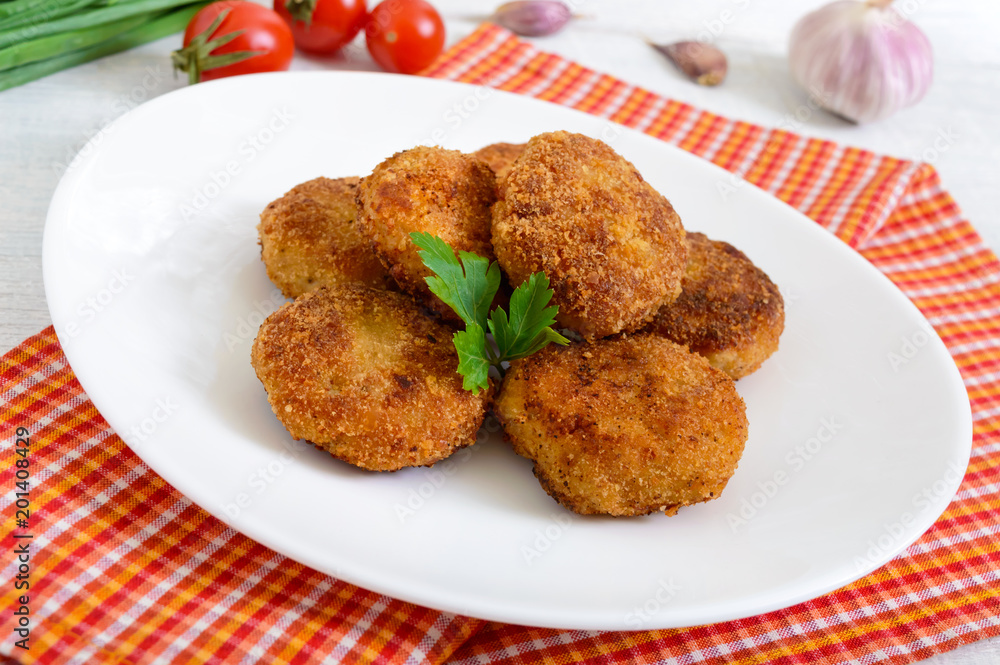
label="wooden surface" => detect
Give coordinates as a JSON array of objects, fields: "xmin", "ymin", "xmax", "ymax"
[{"xmin": 1, "ymin": 1, "xmax": 998, "ymax": 661}]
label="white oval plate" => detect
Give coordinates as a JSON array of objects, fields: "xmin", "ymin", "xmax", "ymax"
[{"xmin": 43, "ymin": 72, "xmax": 971, "ymax": 631}]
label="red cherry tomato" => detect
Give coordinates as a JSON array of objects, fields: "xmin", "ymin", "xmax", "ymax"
[
  {"xmin": 365, "ymin": 0, "xmax": 445, "ymax": 75},
  {"xmin": 274, "ymin": 0, "xmax": 368, "ymax": 54},
  {"xmin": 176, "ymin": 1, "xmax": 294, "ymax": 83}
]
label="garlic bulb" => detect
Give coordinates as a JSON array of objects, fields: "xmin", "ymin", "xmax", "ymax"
[
  {"xmin": 492, "ymin": 1, "xmax": 572, "ymax": 37},
  {"xmin": 788, "ymin": 0, "xmax": 933, "ymax": 124}
]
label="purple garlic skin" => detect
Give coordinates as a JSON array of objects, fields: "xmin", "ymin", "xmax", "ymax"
[
  {"xmin": 492, "ymin": 1, "xmax": 572, "ymax": 37},
  {"xmin": 789, "ymin": 0, "xmax": 933, "ymax": 123}
]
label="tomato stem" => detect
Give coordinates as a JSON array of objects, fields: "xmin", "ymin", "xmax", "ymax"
[
  {"xmin": 283, "ymin": 0, "xmax": 318, "ymax": 26},
  {"xmin": 170, "ymin": 8, "xmax": 264, "ymax": 85}
]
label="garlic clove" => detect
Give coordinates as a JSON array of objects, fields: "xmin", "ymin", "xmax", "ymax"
[
  {"xmin": 651, "ymin": 41, "xmax": 728, "ymax": 86},
  {"xmin": 492, "ymin": 1, "xmax": 573, "ymax": 37},
  {"xmin": 788, "ymin": 0, "xmax": 933, "ymax": 124}
]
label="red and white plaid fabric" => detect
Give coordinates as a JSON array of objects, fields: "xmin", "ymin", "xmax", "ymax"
[{"xmin": 1, "ymin": 23, "xmax": 998, "ymax": 665}]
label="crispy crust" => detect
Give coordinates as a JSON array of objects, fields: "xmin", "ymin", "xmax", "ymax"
[
  {"xmin": 471, "ymin": 142, "xmax": 525, "ymax": 181},
  {"xmin": 258, "ymin": 177, "xmax": 394, "ymax": 298},
  {"xmin": 644, "ymin": 232, "xmax": 784, "ymax": 379},
  {"xmin": 355, "ymin": 147, "xmax": 498, "ymax": 320},
  {"xmin": 251, "ymin": 285, "xmax": 491, "ymax": 471},
  {"xmin": 496, "ymin": 334, "xmax": 748, "ymax": 516},
  {"xmin": 491, "ymin": 131, "xmax": 687, "ymax": 340}
]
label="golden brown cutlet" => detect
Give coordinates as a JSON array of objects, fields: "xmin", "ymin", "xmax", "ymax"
[
  {"xmin": 644, "ymin": 231, "xmax": 784, "ymax": 379},
  {"xmin": 496, "ymin": 334, "xmax": 748, "ymax": 516},
  {"xmin": 258, "ymin": 177, "xmax": 395, "ymax": 298},
  {"xmin": 251, "ymin": 285, "xmax": 492, "ymax": 472},
  {"xmin": 491, "ymin": 131, "xmax": 687, "ymax": 340},
  {"xmin": 471, "ymin": 142, "xmax": 525, "ymax": 181},
  {"xmin": 355, "ymin": 146, "xmax": 498, "ymax": 322}
]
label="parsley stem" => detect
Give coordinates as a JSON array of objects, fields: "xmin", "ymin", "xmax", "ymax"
[
  {"xmin": 411, "ymin": 233, "xmax": 567, "ymax": 394},
  {"xmin": 482, "ymin": 337, "xmax": 511, "ymax": 380},
  {"xmin": 483, "ymin": 337, "xmax": 500, "ymax": 366}
]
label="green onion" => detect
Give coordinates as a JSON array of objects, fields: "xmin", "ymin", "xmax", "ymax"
[
  {"xmin": 0, "ymin": 0, "xmax": 202, "ymax": 49},
  {"xmin": 0, "ymin": 3, "xmax": 206, "ymax": 92},
  {"xmin": 0, "ymin": 0, "xmax": 102, "ymax": 32},
  {"xmin": 0, "ymin": 12, "xmax": 147, "ymax": 71},
  {"xmin": 0, "ymin": 0, "xmax": 64, "ymax": 22}
]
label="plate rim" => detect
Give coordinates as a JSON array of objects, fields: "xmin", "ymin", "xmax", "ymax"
[{"xmin": 42, "ymin": 70, "xmax": 974, "ymax": 630}]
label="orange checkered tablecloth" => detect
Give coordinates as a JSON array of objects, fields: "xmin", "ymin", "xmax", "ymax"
[{"xmin": 2, "ymin": 23, "xmax": 999, "ymax": 665}]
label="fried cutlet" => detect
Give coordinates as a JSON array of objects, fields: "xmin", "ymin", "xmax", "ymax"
[
  {"xmin": 355, "ymin": 147, "xmax": 497, "ymax": 321},
  {"xmin": 644, "ymin": 232, "xmax": 784, "ymax": 379},
  {"xmin": 251, "ymin": 285, "xmax": 491, "ymax": 471},
  {"xmin": 471, "ymin": 142, "xmax": 525, "ymax": 181},
  {"xmin": 258, "ymin": 177, "xmax": 394, "ymax": 298},
  {"xmin": 491, "ymin": 131, "xmax": 687, "ymax": 340},
  {"xmin": 496, "ymin": 334, "xmax": 748, "ymax": 516}
]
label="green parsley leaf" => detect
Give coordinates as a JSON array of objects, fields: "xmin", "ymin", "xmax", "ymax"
[
  {"xmin": 489, "ymin": 272, "xmax": 570, "ymax": 361},
  {"xmin": 513, "ymin": 326, "xmax": 571, "ymax": 360},
  {"xmin": 412, "ymin": 234, "xmax": 570, "ymax": 392},
  {"xmin": 453, "ymin": 323, "xmax": 490, "ymax": 394},
  {"xmin": 410, "ymin": 232, "xmax": 500, "ymax": 329}
]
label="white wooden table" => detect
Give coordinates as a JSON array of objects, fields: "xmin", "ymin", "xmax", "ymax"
[{"xmin": 1, "ymin": 1, "xmax": 997, "ymax": 661}]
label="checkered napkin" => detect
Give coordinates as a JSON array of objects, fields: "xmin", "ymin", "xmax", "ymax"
[{"xmin": 2, "ymin": 22, "xmax": 999, "ymax": 665}]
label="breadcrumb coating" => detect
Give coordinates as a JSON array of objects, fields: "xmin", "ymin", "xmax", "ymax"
[
  {"xmin": 355, "ymin": 147, "xmax": 497, "ymax": 320},
  {"xmin": 471, "ymin": 142, "xmax": 525, "ymax": 181},
  {"xmin": 496, "ymin": 334, "xmax": 748, "ymax": 516},
  {"xmin": 251, "ymin": 285, "xmax": 491, "ymax": 471},
  {"xmin": 491, "ymin": 131, "xmax": 687, "ymax": 340},
  {"xmin": 258, "ymin": 177, "xmax": 394, "ymax": 298},
  {"xmin": 644, "ymin": 232, "xmax": 784, "ymax": 379}
]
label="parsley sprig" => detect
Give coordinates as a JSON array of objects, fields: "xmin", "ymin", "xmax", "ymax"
[{"xmin": 411, "ymin": 233, "xmax": 570, "ymax": 394}]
